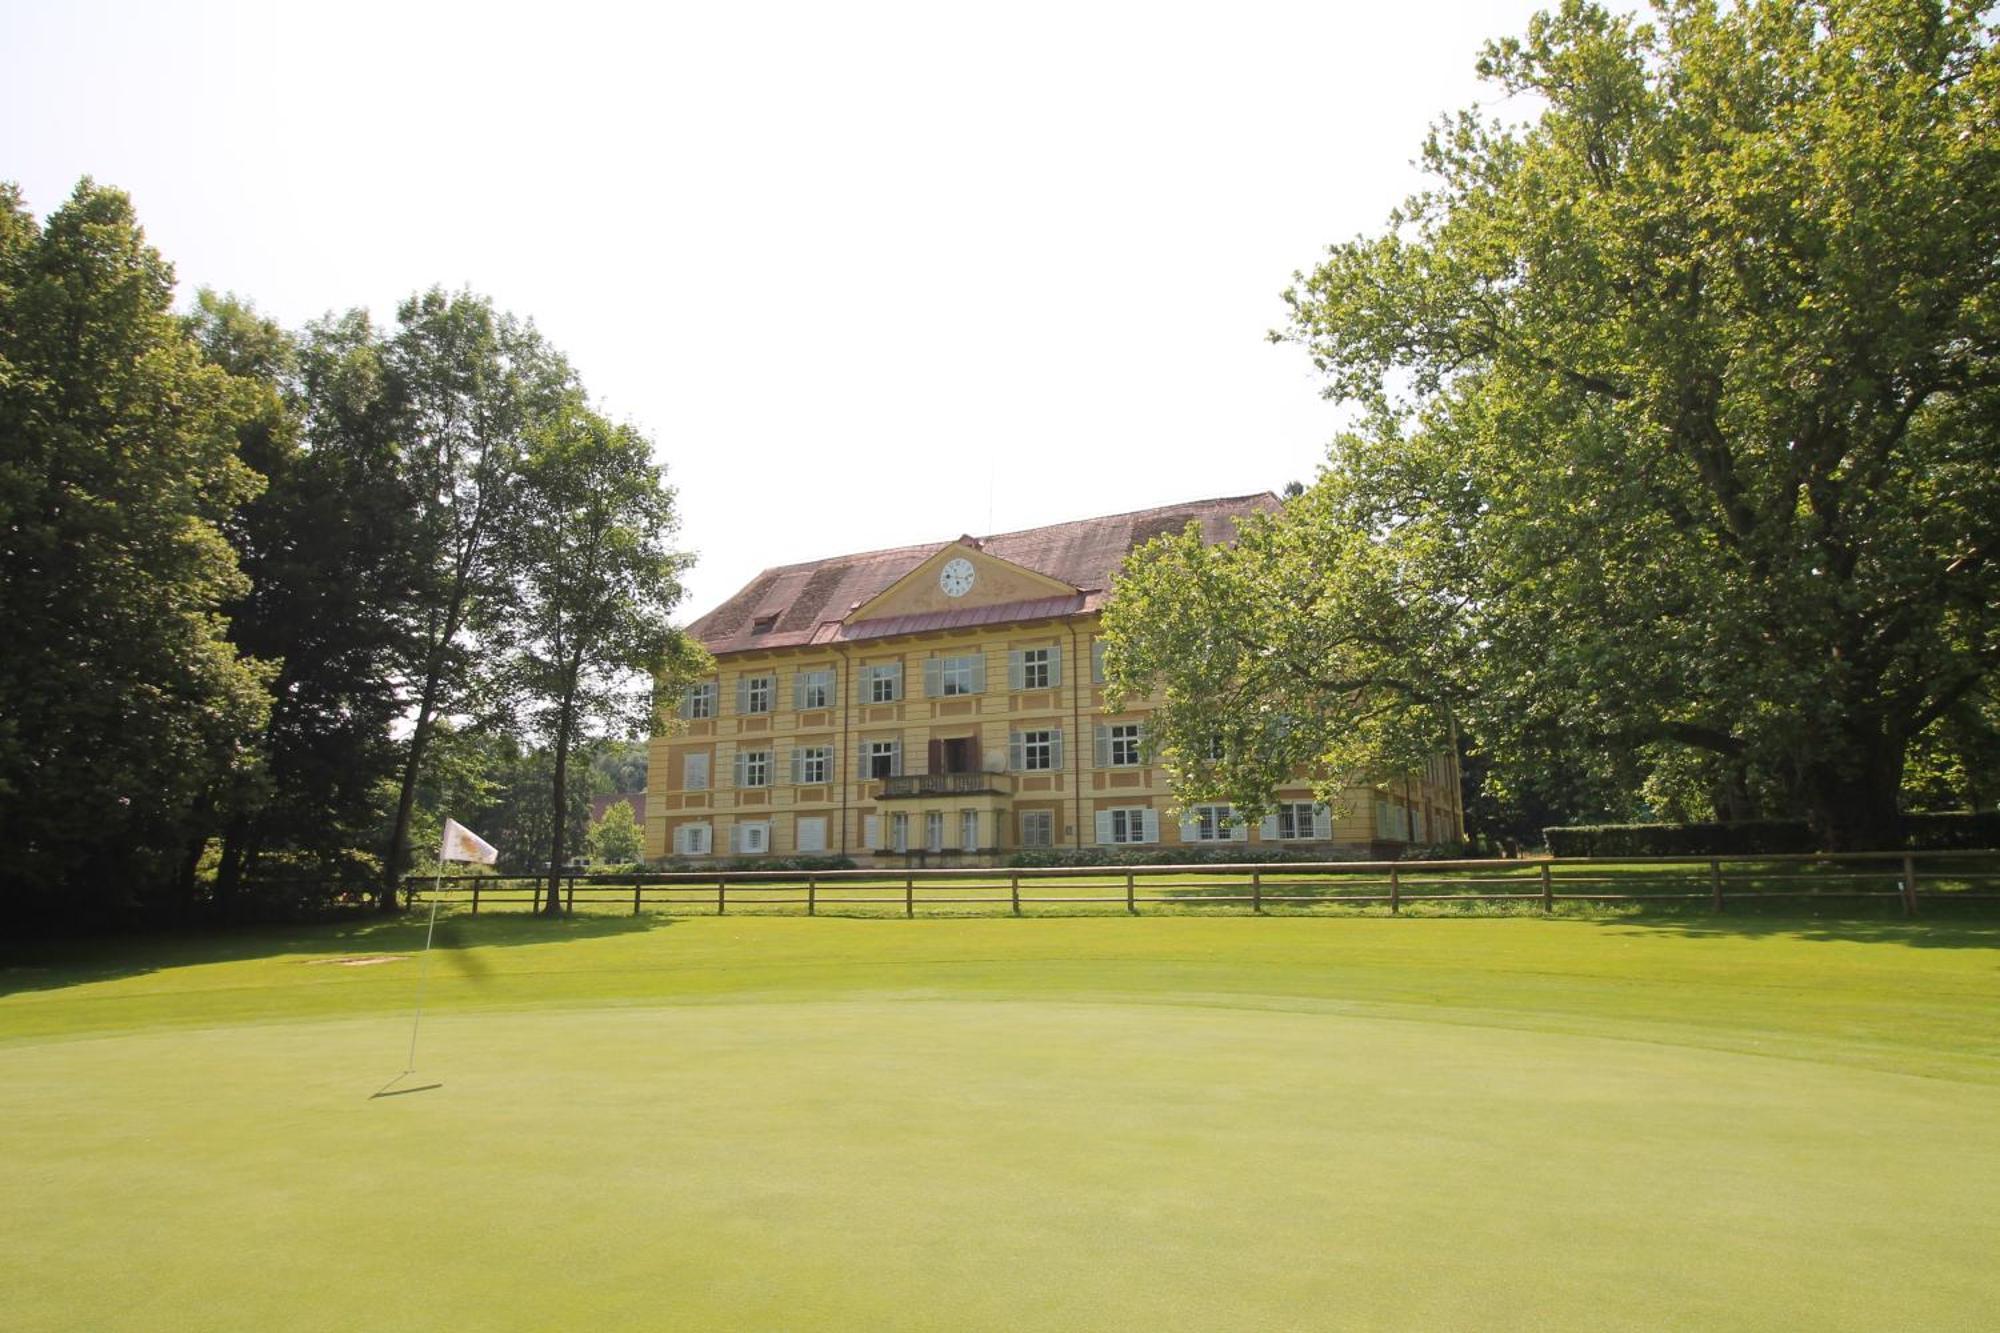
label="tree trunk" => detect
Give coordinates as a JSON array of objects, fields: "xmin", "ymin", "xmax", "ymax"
[
  {"xmin": 1802, "ymin": 727, "xmax": 1906, "ymax": 852},
  {"xmin": 543, "ymin": 699, "xmax": 575, "ymax": 916},
  {"xmin": 213, "ymin": 812, "xmax": 250, "ymax": 919},
  {"xmin": 380, "ymin": 664, "xmax": 448, "ymax": 912}
]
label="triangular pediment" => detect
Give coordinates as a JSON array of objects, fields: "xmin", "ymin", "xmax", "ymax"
[{"xmin": 847, "ymin": 539, "xmax": 1079, "ymax": 624}]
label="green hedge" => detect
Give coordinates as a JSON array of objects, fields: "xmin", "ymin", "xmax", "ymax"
[
  {"xmin": 1544, "ymin": 813, "xmax": 2000, "ymax": 858},
  {"xmin": 1004, "ymin": 846, "xmax": 1370, "ymax": 869}
]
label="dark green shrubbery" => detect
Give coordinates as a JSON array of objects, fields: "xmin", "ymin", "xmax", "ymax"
[
  {"xmin": 643, "ymin": 855, "xmax": 858, "ymax": 874},
  {"xmin": 1004, "ymin": 846, "xmax": 1371, "ymax": 869},
  {"xmin": 1544, "ymin": 813, "xmax": 2000, "ymax": 858}
]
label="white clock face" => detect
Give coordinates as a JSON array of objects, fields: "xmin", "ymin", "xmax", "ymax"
[{"xmin": 939, "ymin": 557, "xmax": 976, "ymax": 598}]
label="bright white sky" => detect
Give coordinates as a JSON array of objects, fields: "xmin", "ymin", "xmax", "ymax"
[{"xmin": 3, "ymin": 0, "xmax": 1579, "ymax": 620}]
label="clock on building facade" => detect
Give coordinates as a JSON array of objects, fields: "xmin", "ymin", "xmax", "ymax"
[{"xmin": 938, "ymin": 557, "xmax": 976, "ymax": 598}]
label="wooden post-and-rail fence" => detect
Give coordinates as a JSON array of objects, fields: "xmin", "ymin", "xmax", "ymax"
[{"xmin": 407, "ymin": 850, "xmax": 2000, "ymax": 919}]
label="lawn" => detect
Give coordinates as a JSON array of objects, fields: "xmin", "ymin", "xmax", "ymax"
[{"xmin": 4, "ymin": 912, "xmax": 1997, "ymax": 1330}]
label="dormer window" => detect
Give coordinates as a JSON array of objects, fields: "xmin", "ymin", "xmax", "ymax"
[{"xmin": 751, "ymin": 613, "xmax": 778, "ymax": 635}]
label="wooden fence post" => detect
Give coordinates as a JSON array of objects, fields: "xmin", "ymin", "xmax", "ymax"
[
  {"xmin": 1539, "ymin": 862, "xmax": 1553, "ymax": 914},
  {"xmin": 1389, "ymin": 866, "xmax": 1400, "ymax": 915},
  {"xmin": 807, "ymin": 875, "xmax": 817, "ymax": 917},
  {"xmin": 717, "ymin": 878, "xmax": 726, "ymax": 916},
  {"xmin": 1011, "ymin": 874, "xmax": 1021, "ymax": 917},
  {"xmin": 905, "ymin": 874, "xmax": 915, "ymax": 919},
  {"xmin": 632, "ymin": 877, "xmax": 642, "ymax": 916},
  {"xmin": 565, "ymin": 876, "xmax": 575, "ymax": 915},
  {"xmin": 471, "ymin": 880, "xmax": 481, "ymax": 915},
  {"xmin": 1252, "ymin": 870, "xmax": 1263, "ymax": 914},
  {"xmin": 1126, "ymin": 871, "xmax": 1137, "ymax": 916},
  {"xmin": 1709, "ymin": 859, "xmax": 1723, "ymax": 913},
  {"xmin": 1901, "ymin": 855, "xmax": 1919, "ymax": 918}
]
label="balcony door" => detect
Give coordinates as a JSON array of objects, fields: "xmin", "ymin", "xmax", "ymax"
[{"xmin": 928, "ymin": 735, "xmax": 980, "ymax": 775}]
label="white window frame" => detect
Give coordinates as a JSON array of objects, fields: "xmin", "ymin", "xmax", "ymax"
[
  {"xmin": 738, "ymin": 674, "xmax": 774, "ymax": 715},
  {"xmin": 959, "ymin": 809, "xmax": 979, "ymax": 851},
  {"xmin": 735, "ymin": 749, "xmax": 771, "ymax": 789},
  {"xmin": 794, "ymin": 668, "xmax": 835, "ymax": 711},
  {"xmin": 891, "ymin": 812, "xmax": 909, "ymax": 853},
  {"xmin": 1276, "ymin": 801, "xmax": 1318, "ymax": 840},
  {"xmin": 1097, "ymin": 806, "xmax": 1155, "ymax": 845},
  {"xmin": 1107, "ymin": 723, "xmax": 1144, "ymax": 768},
  {"xmin": 1012, "ymin": 728, "xmax": 1060, "ymax": 772},
  {"xmin": 1186, "ymin": 804, "xmax": 1241, "ymax": 842},
  {"xmin": 793, "ymin": 745, "xmax": 832, "ymax": 786},
  {"xmin": 682, "ymin": 752, "xmax": 710, "ymax": 791},
  {"xmin": 674, "ymin": 822, "xmax": 713, "ymax": 856},
  {"xmin": 926, "ymin": 811, "xmax": 945, "ymax": 853},
  {"xmin": 925, "ymin": 654, "xmax": 984, "ymax": 698},
  {"xmin": 1020, "ymin": 810, "xmax": 1053, "ymax": 848},
  {"xmin": 865, "ymin": 663, "xmax": 903, "ymax": 703},
  {"xmin": 864, "ymin": 814, "xmax": 882, "ymax": 850},
  {"xmin": 864, "ymin": 738, "xmax": 902, "ymax": 780},
  {"xmin": 679, "ymin": 681, "xmax": 716, "ymax": 720}
]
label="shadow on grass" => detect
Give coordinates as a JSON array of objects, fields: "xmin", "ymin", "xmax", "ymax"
[
  {"xmin": 1574, "ymin": 903, "xmax": 2000, "ymax": 950},
  {"xmin": 0, "ymin": 909, "xmax": 673, "ymax": 999}
]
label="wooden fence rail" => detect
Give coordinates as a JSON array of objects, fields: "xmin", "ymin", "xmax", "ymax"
[{"xmin": 404, "ymin": 850, "xmax": 2000, "ymax": 920}]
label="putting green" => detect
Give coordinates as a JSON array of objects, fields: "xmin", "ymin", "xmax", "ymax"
[{"xmin": 3, "ymin": 916, "xmax": 1997, "ymax": 1330}]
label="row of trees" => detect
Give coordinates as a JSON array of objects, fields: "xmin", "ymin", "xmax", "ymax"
[
  {"xmin": 1107, "ymin": 0, "xmax": 1998, "ymax": 849},
  {"xmin": 0, "ymin": 180, "xmax": 701, "ymax": 930}
]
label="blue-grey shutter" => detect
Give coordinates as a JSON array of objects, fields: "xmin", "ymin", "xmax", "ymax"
[
  {"xmin": 1313, "ymin": 804, "xmax": 1333, "ymax": 840},
  {"xmin": 1092, "ymin": 640, "xmax": 1106, "ymax": 684},
  {"xmin": 822, "ymin": 669, "xmax": 836, "ymax": 709},
  {"xmin": 1007, "ymin": 651, "xmax": 1024, "ymax": 691},
  {"xmin": 1094, "ymin": 725, "xmax": 1110, "ymax": 768},
  {"xmin": 970, "ymin": 655, "xmax": 986, "ymax": 693},
  {"xmin": 1008, "ymin": 732, "xmax": 1024, "ymax": 771},
  {"xmin": 1049, "ymin": 730, "xmax": 1064, "ymax": 770},
  {"xmin": 1260, "ymin": 813, "xmax": 1280, "ymax": 841},
  {"xmin": 790, "ymin": 748, "xmax": 804, "ymax": 785},
  {"xmin": 1047, "ymin": 644, "xmax": 1062, "ymax": 689},
  {"xmin": 1141, "ymin": 808, "xmax": 1159, "ymax": 844},
  {"xmin": 1180, "ymin": 810, "xmax": 1201, "ymax": 842},
  {"xmin": 736, "ymin": 676, "xmax": 750, "ymax": 714},
  {"xmin": 889, "ymin": 739, "xmax": 903, "ymax": 777},
  {"xmin": 732, "ymin": 750, "xmax": 746, "ymax": 788},
  {"xmin": 924, "ymin": 659, "xmax": 942, "ymax": 697},
  {"xmin": 1095, "ymin": 810, "xmax": 1114, "ymax": 845},
  {"xmin": 1230, "ymin": 808, "xmax": 1249, "ymax": 841},
  {"xmin": 792, "ymin": 673, "xmax": 806, "ymax": 711}
]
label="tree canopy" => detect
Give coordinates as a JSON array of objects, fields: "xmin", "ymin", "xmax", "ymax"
[{"xmin": 1106, "ymin": 0, "xmax": 2000, "ymax": 847}]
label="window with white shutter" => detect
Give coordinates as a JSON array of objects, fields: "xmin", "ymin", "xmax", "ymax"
[
  {"xmin": 926, "ymin": 655, "xmax": 984, "ymax": 697},
  {"xmin": 926, "ymin": 812, "xmax": 945, "ymax": 852},
  {"xmin": 682, "ymin": 752, "xmax": 710, "ymax": 791},
  {"xmin": 1097, "ymin": 722, "xmax": 1144, "ymax": 767},
  {"xmin": 791, "ymin": 746, "xmax": 832, "ymax": 785},
  {"xmin": 679, "ymin": 682, "xmax": 716, "ymax": 719},
  {"xmin": 863, "ymin": 814, "xmax": 882, "ymax": 849},
  {"xmin": 891, "ymin": 813, "xmax": 909, "ymax": 852},
  {"xmin": 1010, "ymin": 646, "xmax": 1058, "ymax": 691},
  {"xmin": 1096, "ymin": 806, "xmax": 1153, "ymax": 844},
  {"xmin": 1010, "ymin": 729, "xmax": 1059, "ymax": 771},
  {"xmin": 959, "ymin": 810, "xmax": 979, "ymax": 851},
  {"xmin": 793, "ymin": 668, "xmax": 835, "ymax": 710},
  {"xmin": 1020, "ymin": 810, "xmax": 1053, "ymax": 847},
  {"xmin": 864, "ymin": 663, "xmax": 902, "ymax": 702},
  {"xmin": 795, "ymin": 816, "xmax": 827, "ymax": 853},
  {"xmin": 863, "ymin": 737, "xmax": 901, "ymax": 779},
  {"xmin": 1184, "ymin": 804, "xmax": 1241, "ymax": 842},
  {"xmin": 674, "ymin": 823, "xmax": 713, "ymax": 856},
  {"xmin": 734, "ymin": 749, "xmax": 771, "ymax": 788},
  {"xmin": 737, "ymin": 675, "xmax": 774, "ymax": 714}
]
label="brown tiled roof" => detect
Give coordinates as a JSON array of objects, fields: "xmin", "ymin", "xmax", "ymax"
[{"xmin": 687, "ymin": 493, "xmax": 1279, "ymax": 655}]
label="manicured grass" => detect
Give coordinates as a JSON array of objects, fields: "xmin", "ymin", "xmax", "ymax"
[{"xmin": 4, "ymin": 913, "xmax": 1998, "ymax": 1329}]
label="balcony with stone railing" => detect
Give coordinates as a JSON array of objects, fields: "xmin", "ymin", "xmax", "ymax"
[{"xmin": 878, "ymin": 771, "xmax": 1015, "ymax": 799}]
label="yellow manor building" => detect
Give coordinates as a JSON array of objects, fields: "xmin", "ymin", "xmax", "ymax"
[{"xmin": 646, "ymin": 494, "xmax": 1464, "ymax": 866}]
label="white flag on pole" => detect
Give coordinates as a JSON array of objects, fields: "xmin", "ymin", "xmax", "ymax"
[{"xmin": 440, "ymin": 818, "xmax": 499, "ymax": 865}]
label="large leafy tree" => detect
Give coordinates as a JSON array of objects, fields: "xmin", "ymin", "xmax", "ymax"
[
  {"xmin": 188, "ymin": 295, "xmax": 419, "ymax": 910},
  {"xmin": 1109, "ymin": 0, "xmax": 2000, "ymax": 848},
  {"xmin": 377, "ymin": 291, "xmax": 574, "ymax": 907},
  {"xmin": 492, "ymin": 397, "xmax": 702, "ymax": 913},
  {"xmin": 0, "ymin": 181, "xmax": 271, "ymax": 924}
]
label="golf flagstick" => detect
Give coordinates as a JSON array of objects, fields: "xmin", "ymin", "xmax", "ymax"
[{"xmin": 393, "ymin": 818, "xmax": 498, "ymax": 1086}]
